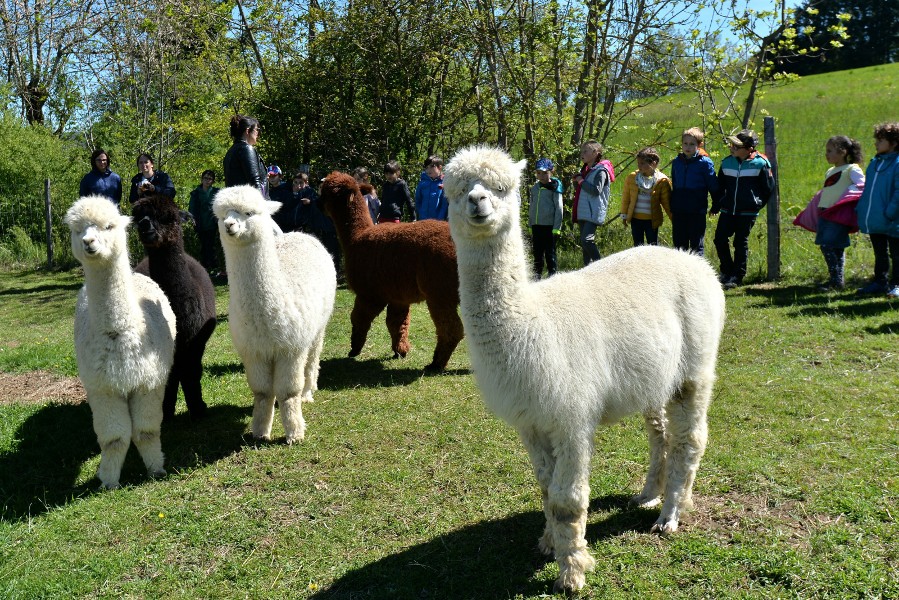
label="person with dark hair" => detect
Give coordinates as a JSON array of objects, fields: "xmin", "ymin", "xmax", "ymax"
[
  {"xmin": 188, "ymin": 170, "xmax": 222, "ymax": 275},
  {"xmin": 353, "ymin": 166, "xmax": 380, "ymax": 224},
  {"xmin": 378, "ymin": 160, "xmax": 415, "ymax": 223},
  {"xmin": 856, "ymin": 122, "xmax": 899, "ymax": 297},
  {"xmin": 79, "ymin": 148, "xmax": 123, "ymax": 206},
  {"xmin": 415, "ymin": 155, "xmax": 448, "ymax": 221},
  {"xmin": 128, "ymin": 153, "xmax": 176, "ymax": 204},
  {"xmin": 222, "ymin": 114, "xmax": 267, "ymax": 195}
]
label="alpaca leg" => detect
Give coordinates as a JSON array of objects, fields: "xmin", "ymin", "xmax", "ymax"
[
  {"xmin": 129, "ymin": 386, "xmax": 166, "ymax": 478},
  {"xmin": 301, "ymin": 329, "xmax": 326, "ymax": 402},
  {"xmin": 245, "ymin": 358, "xmax": 276, "ymax": 440},
  {"xmin": 275, "ymin": 356, "xmax": 306, "ymax": 444},
  {"xmin": 653, "ymin": 377, "xmax": 712, "ymax": 534},
  {"xmin": 161, "ymin": 363, "xmax": 180, "ymax": 422},
  {"xmin": 519, "ymin": 427, "xmax": 557, "ymax": 556},
  {"xmin": 424, "ymin": 300, "xmax": 464, "ymax": 371},
  {"xmin": 547, "ymin": 436, "xmax": 596, "ymax": 593},
  {"xmin": 349, "ymin": 296, "xmax": 387, "ymax": 357},
  {"xmin": 385, "ymin": 304, "xmax": 411, "ymax": 358},
  {"xmin": 631, "ymin": 408, "xmax": 669, "ymax": 509},
  {"xmin": 89, "ymin": 394, "xmax": 132, "ymax": 489},
  {"xmin": 183, "ymin": 320, "xmax": 215, "ymax": 419}
]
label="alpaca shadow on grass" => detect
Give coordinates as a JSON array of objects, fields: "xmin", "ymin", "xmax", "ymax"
[
  {"xmin": 309, "ymin": 494, "xmax": 658, "ymax": 599},
  {"xmin": 317, "ymin": 357, "xmax": 469, "ymax": 391},
  {"xmin": 204, "ymin": 361, "xmax": 245, "ymax": 378},
  {"xmin": 0, "ymin": 402, "xmax": 250, "ymax": 522}
]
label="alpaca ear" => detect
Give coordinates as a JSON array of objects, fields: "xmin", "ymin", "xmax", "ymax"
[
  {"xmin": 265, "ymin": 200, "xmax": 282, "ymax": 215},
  {"xmin": 120, "ymin": 215, "xmax": 132, "ymax": 229},
  {"xmin": 515, "ymin": 159, "xmax": 528, "ymax": 175},
  {"xmin": 180, "ymin": 210, "xmax": 196, "ymax": 227}
]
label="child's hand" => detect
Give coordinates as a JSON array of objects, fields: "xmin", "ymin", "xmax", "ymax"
[{"xmin": 619, "ymin": 213, "xmax": 627, "ymax": 225}]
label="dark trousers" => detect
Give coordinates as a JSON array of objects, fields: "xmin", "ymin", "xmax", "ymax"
[
  {"xmin": 578, "ymin": 221, "xmax": 601, "ymax": 265},
  {"xmin": 870, "ymin": 233, "xmax": 899, "ymax": 285},
  {"xmin": 197, "ymin": 228, "xmax": 219, "ymax": 271},
  {"xmin": 714, "ymin": 212, "xmax": 757, "ymax": 281},
  {"xmin": 630, "ymin": 219, "xmax": 658, "ymax": 246},
  {"xmin": 531, "ymin": 225, "xmax": 557, "ymax": 277},
  {"xmin": 671, "ymin": 212, "xmax": 706, "ymax": 255}
]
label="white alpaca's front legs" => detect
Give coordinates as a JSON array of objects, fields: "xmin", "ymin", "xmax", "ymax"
[
  {"xmin": 631, "ymin": 408, "xmax": 669, "ymax": 509},
  {"xmin": 654, "ymin": 379, "xmax": 711, "ymax": 534},
  {"xmin": 129, "ymin": 386, "xmax": 167, "ymax": 479},
  {"xmin": 246, "ymin": 358, "xmax": 277, "ymax": 440},
  {"xmin": 275, "ymin": 355, "xmax": 307, "ymax": 444},
  {"xmin": 519, "ymin": 427, "xmax": 556, "ymax": 556},
  {"xmin": 547, "ymin": 437, "xmax": 596, "ymax": 593},
  {"xmin": 89, "ymin": 393, "xmax": 133, "ymax": 489}
]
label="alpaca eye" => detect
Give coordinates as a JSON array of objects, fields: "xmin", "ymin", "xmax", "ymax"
[
  {"xmin": 105, "ymin": 223, "xmax": 114, "ymax": 230},
  {"xmin": 245, "ymin": 212, "xmax": 252, "ymax": 216},
  {"xmin": 497, "ymin": 185, "xmax": 505, "ymax": 192}
]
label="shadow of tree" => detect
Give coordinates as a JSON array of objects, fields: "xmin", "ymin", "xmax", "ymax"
[
  {"xmin": 204, "ymin": 361, "xmax": 245, "ymax": 378},
  {"xmin": 743, "ymin": 284, "xmax": 899, "ymax": 320},
  {"xmin": 0, "ymin": 402, "xmax": 251, "ymax": 522},
  {"xmin": 0, "ymin": 281, "xmax": 83, "ymax": 297},
  {"xmin": 310, "ymin": 494, "xmax": 658, "ymax": 599}
]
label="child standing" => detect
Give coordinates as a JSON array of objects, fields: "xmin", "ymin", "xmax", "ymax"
[
  {"xmin": 855, "ymin": 122, "xmax": 899, "ymax": 297},
  {"xmin": 378, "ymin": 160, "xmax": 415, "ymax": 223},
  {"xmin": 528, "ymin": 158, "xmax": 564, "ymax": 278},
  {"xmin": 710, "ymin": 129, "xmax": 775, "ymax": 289},
  {"xmin": 414, "ymin": 155, "xmax": 448, "ymax": 221},
  {"xmin": 619, "ymin": 147, "xmax": 672, "ymax": 246},
  {"xmin": 813, "ymin": 136, "xmax": 865, "ymax": 291},
  {"xmin": 670, "ymin": 127, "xmax": 718, "ymax": 255},
  {"xmin": 353, "ymin": 167, "xmax": 380, "ymax": 224},
  {"xmin": 572, "ymin": 140, "xmax": 611, "ymax": 265}
]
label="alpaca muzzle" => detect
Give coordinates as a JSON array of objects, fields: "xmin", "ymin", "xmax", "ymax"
[{"xmin": 466, "ymin": 185, "xmax": 494, "ymax": 220}]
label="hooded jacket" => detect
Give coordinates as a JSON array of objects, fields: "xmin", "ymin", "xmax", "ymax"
[
  {"xmin": 669, "ymin": 152, "xmax": 718, "ymax": 214},
  {"xmin": 856, "ymin": 150, "xmax": 899, "ymax": 237},
  {"xmin": 414, "ymin": 172, "xmax": 448, "ymax": 221},
  {"xmin": 712, "ymin": 152, "xmax": 775, "ymax": 216},
  {"xmin": 529, "ymin": 177, "xmax": 564, "ymax": 231}
]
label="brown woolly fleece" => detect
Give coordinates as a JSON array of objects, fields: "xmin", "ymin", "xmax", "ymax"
[{"xmin": 319, "ymin": 171, "xmax": 463, "ymax": 371}]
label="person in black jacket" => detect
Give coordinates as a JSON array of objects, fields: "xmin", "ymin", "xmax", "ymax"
[
  {"xmin": 128, "ymin": 153, "xmax": 176, "ymax": 205},
  {"xmin": 378, "ymin": 160, "xmax": 415, "ymax": 223},
  {"xmin": 222, "ymin": 114, "xmax": 267, "ymax": 195}
]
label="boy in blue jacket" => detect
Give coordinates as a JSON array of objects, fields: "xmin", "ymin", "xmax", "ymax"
[
  {"xmin": 855, "ymin": 122, "xmax": 899, "ymax": 297},
  {"xmin": 710, "ymin": 130, "xmax": 775, "ymax": 289},
  {"xmin": 414, "ymin": 155, "xmax": 448, "ymax": 221},
  {"xmin": 670, "ymin": 127, "xmax": 718, "ymax": 255}
]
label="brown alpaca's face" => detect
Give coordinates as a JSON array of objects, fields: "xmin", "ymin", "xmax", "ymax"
[{"xmin": 133, "ymin": 195, "xmax": 184, "ymax": 249}]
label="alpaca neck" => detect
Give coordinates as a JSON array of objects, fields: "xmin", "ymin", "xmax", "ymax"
[
  {"xmin": 224, "ymin": 234, "xmax": 282, "ymax": 298},
  {"xmin": 331, "ymin": 203, "xmax": 372, "ymax": 248},
  {"xmin": 82, "ymin": 252, "xmax": 140, "ymax": 333},
  {"xmin": 455, "ymin": 221, "xmax": 531, "ymax": 318},
  {"xmin": 145, "ymin": 244, "xmax": 187, "ymax": 281}
]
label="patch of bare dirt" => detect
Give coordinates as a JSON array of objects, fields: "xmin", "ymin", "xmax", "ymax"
[{"xmin": 0, "ymin": 370, "xmax": 85, "ymax": 405}]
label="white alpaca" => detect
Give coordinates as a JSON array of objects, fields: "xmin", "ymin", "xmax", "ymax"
[
  {"xmin": 213, "ymin": 185, "xmax": 336, "ymax": 443},
  {"xmin": 64, "ymin": 196, "xmax": 176, "ymax": 489},
  {"xmin": 443, "ymin": 146, "xmax": 726, "ymax": 593}
]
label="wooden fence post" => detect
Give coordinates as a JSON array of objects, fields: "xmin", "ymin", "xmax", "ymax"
[
  {"xmin": 44, "ymin": 179, "xmax": 54, "ymax": 268},
  {"xmin": 763, "ymin": 116, "xmax": 780, "ymax": 281}
]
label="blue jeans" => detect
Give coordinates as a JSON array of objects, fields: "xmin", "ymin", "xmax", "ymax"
[{"xmin": 579, "ymin": 221, "xmax": 601, "ymax": 265}]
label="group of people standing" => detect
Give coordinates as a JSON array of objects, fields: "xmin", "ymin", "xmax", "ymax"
[{"xmin": 525, "ymin": 122, "xmax": 899, "ymax": 298}]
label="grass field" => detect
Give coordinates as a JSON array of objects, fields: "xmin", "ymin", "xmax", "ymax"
[
  {"xmin": 0, "ymin": 261, "xmax": 897, "ymax": 598},
  {"xmin": 1, "ymin": 64, "xmax": 898, "ymax": 598}
]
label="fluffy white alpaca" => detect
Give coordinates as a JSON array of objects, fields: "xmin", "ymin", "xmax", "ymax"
[
  {"xmin": 443, "ymin": 146, "xmax": 726, "ymax": 593},
  {"xmin": 213, "ymin": 185, "xmax": 336, "ymax": 443},
  {"xmin": 65, "ymin": 196, "xmax": 176, "ymax": 489}
]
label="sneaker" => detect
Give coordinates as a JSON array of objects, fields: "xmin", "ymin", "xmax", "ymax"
[
  {"xmin": 817, "ymin": 281, "xmax": 844, "ymax": 292},
  {"xmin": 888, "ymin": 285, "xmax": 899, "ymax": 299},
  {"xmin": 718, "ymin": 273, "xmax": 731, "ymax": 285},
  {"xmin": 856, "ymin": 280, "xmax": 889, "ymax": 295},
  {"xmin": 722, "ymin": 276, "xmax": 741, "ymax": 290}
]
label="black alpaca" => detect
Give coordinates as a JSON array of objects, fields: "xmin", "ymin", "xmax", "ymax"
[{"xmin": 133, "ymin": 194, "xmax": 217, "ymax": 421}]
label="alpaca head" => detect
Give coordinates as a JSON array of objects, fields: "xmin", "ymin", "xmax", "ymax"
[
  {"xmin": 132, "ymin": 194, "xmax": 192, "ymax": 250},
  {"xmin": 319, "ymin": 171, "xmax": 367, "ymax": 225},
  {"xmin": 212, "ymin": 185, "xmax": 282, "ymax": 246},
  {"xmin": 443, "ymin": 146, "xmax": 527, "ymax": 240},
  {"xmin": 64, "ymin": 196, "xmax": 131, "ymax": 264}
]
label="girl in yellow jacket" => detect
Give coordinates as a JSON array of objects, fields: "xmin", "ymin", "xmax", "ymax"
[{"xmin": 619, "ymin": 147, "xmax": 673, "ymax": 246}]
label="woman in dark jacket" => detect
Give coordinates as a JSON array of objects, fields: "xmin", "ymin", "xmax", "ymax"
[
  {"xmin": 222, "ymin": 114, "xmax": 267, "ymax": 195},
  {"xmin": 79, "ymin": 148, "xmax": 123, "ymax": 206},
  {"xmin": 128, "ymin": 152, "xmax": 176, "ymax": 204}
]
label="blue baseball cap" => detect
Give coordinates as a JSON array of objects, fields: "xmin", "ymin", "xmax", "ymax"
[
  {"xmin": 267, "ymin": 165, "xmax": 282, "ymax": 176},
  {"xmin": 535, "ymin": 158, "xmax": 554, "ymax": 171}
]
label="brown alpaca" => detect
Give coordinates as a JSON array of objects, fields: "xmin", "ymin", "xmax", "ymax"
[{"xmin": 319, "ymin": 172, "xmax": 463, "ymax": 371}]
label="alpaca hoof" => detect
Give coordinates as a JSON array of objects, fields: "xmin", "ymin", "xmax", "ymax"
[
  {"xmin": 252, "ymin": 434, "xmax": 272, "ymax": 443},
  {"xmin": 188, "ymin": 402, "xmax": 208, "ymax": 421},
  {"xmin": 100, "ymin": 480, "xmax": 121, "ymax": 490},
  {"xmin": 423, "ymin": 362, "xmax": 445, "ymax": 373},
  {"xmin": 148, "ymin": 467, "xmax": 167, "ymax": 479},
  {"xmin": 301, "ymin": 391, "xmax": 315, "ymax": 403},
  {"xmin": 391, "ymin": 351, "xmax": 406, "ymax": 359},
  {"xmin": 553, "ymin": 570, "xmax": 586, "ymax": 594},
  {"xmin": 348, "ymin": 348, "xmax": 361, "ymax": 358},
  {"xmin": 651, "ymin": 517, "xmax": 679, "ymax": 535},
  {"xmin": 630, "ymin": 493, "xmax": 662, "ymax": 509}
]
